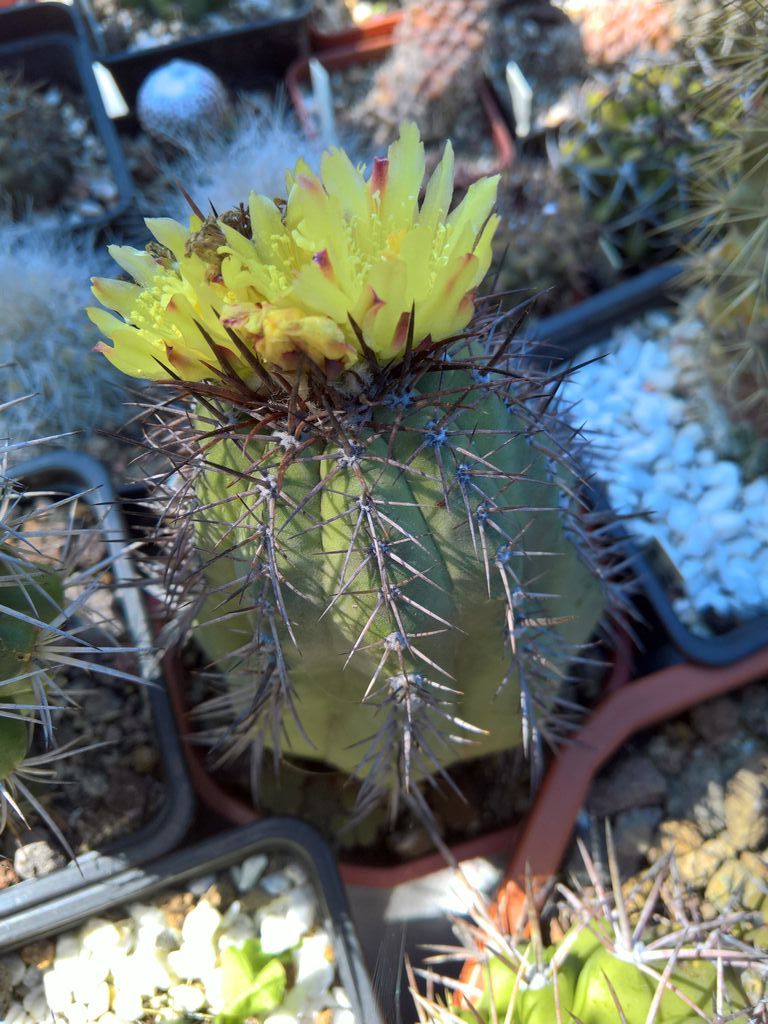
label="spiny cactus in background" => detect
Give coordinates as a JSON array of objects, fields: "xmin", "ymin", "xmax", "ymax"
[
  {"xmin": 684, "ymin": 0, "xmax": 768, "ymax": 438},
  {"xmin": 559, "ymin": 0, "xmax": 683, "ymax": 68},
  {"xmin": 0, "ymin": 439, "xmax": 138, "ymax": 842},
  {"xmin": 554, "ymin": 61, "xmax": 710, "ymax": 271},
  {"xmin": 88, "ymin": 123, "xmax": 632, "ymax": 827},
  {"xmin": 0, "ymin": 225, "xmax": 133, "ymax": 458},
  {"xmin": 352, "ymin": 0, "xmax": 495, "ymax": 147},
  {"xmin": 411, "ymin": 835, "xmax": 766, "ymax": 1023},
  {"xmin": 0, "ymin": 72, "xmax": 73, "ymax": 217},
  {"xmin": 492, "ymin": 161, "xmax": 616, "ymax": 317}
]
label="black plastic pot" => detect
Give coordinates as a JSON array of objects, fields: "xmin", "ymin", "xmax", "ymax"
[
  {"xmin": 521, "ymin": 262, "xmax": 768, "ymax": 667},
  {"xmin": 76, "ymin": 0, "xmax": 310, "ymax": 109},
  {"xmin": 0, "ymin": 3, "xmax": 133, "ymax": 238},
  {"xmin": 0, "ymin": 818, "xmax": 383, "ymax": 1024},
  {"xmin": 0, "ymin": 452, "xmax": 194, "ymax": 918}
]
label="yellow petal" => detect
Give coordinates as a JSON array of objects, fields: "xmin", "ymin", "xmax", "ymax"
[
  {"xmin": 107, "ymin": 245, "xmax": 162, "ymax": 287},
  {"xmin": 321, "ymin": 147, "xmax": 370, "ymax": 224},
  {"xmin": 90, "ymin": 276, "xmax": 142, "ymax": 318},
  {"xmin": 380, "ymin": 122, "xmax": 424, "ymax": 231},
  {"xmin": 146, "ymin": 217, "xmax": 189, "ymax": 261},
  {"xmin": 419, "ymin": 140, "xmax": 454, "ymax": 235}
]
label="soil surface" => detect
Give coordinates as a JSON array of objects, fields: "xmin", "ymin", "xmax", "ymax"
[{"xmin": 6, "ymin": 85, "xmax": 121, "ymax": 229}]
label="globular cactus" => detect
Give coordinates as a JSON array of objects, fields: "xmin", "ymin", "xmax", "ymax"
[
  {"xmin": 554, "ymin": 62, "xmax": 710, "ymax": 270},
  {"xmin": 352, "ymin": 0, "xmax": 494, "ymax": 147},
  {"xmin": 0, "ymin": 72, "xmax": 73, "ymax": 216},
  {"xmin": 88, "ymin": 123, "xmax": 630, "ymax": 824},
  {"xmin": 136, "ymin": 60, "xmax": 232, "ymax": 151},
  {"xmin": 492, "ymin": 161, "xmax": 616, "ymax": 317},
  {"xmin": 412, "ymin": 837, "xmax": 765, "ymax": 1024}
]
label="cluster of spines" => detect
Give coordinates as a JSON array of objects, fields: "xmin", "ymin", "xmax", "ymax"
[{"xmin": 133, "ymin": 293, "xmax": 636, "ymax": 825}]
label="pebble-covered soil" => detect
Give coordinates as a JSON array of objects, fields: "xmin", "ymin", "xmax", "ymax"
[
  {"xmin": 581, "ymin": 680, "xmax": 768, "ymax": 953},
  {"xmin": 558, "ymin": 308, "xmax": 768, "ymax": 632},
  {"xmin": 12, "ymin": 87, "xmax": 121, "ymax": 229},
  {"xmin": 0, "ymin": 852, "xmax": 355, "ymax": 1024},
  {"xmin": 89, "ymin": 0, "xmax": 298, "ymax": 52}
]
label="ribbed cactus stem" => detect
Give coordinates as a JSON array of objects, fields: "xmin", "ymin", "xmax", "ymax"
[
  {"xmin": 190, "ymin": 360, "xmax": 607, "ymax": 804},
  {"xmin": 0, "ymin": 716, "xmax": 28, "ymax": 781}
]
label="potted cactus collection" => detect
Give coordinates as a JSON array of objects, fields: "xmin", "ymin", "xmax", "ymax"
[{"xmin": 3, "ymin": 1, "xmax": 768, "ymax": 1022}]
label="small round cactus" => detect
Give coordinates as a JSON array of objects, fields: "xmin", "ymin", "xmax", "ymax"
[
  {"xmin": 412, "ymin": 836, "xmax": 766, "ymax": 1023},
  {"xmin": 136, "ymin": 59, "xmax": 231, "ymax": 150}
]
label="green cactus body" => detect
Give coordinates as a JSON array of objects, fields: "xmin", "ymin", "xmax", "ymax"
[
  {"xmin": 471, "ymin": 936, "xmax": 729, "ymax": 1023},
  {"xmin": 556, "ymin": 63, "xmax": 708, "ymax": 269},
  {"xmin": 0, "ymin": 717, "xmax": 28, "ymax": 782},
  {"xmin": 192, "ymin": 363, "xmax": 606, "ymax": 786},
  {"xmin": 0, "ymin": 551, "xmax": 64, "ymax": 704}
]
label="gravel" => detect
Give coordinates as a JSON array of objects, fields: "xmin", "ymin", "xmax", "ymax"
[
  {"xmin": 558, "ymin": 308, "xmax": 768, "ymax": 632},
  {"xmin": 0, "ymin": 853, "xmax": 356, "ymax": 1024},
  {"xmin": 89, "ymin": 0, "xmax": 298, "ymax": 53}
]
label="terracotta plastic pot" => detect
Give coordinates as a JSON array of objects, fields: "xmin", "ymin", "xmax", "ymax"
[
  {"xmin": 162, "ymin": 630, "xmax": 632, "ymax": 889},
  {"xmin": 285, "ymin": 34, "xmax": 515, "ymax": 187},
  {"xmin": 308, "ymin": 9, "xmax": 403, "ymax": 51}
]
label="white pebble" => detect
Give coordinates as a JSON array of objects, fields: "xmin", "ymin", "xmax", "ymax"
[
  {"xmin": 292, "ymin": 932, "xmax": 335, "ymax": 996},
  {"xmin": 84, "ymin": 980, "xmax": 111, "ymax": 1018},
  {"xmin": 167, "ymin": 942, "xmax": 217, "ymax": 982},
  {"xmin": 42, "ymin": 967, "xmax": 74, "ymax": 1012},
  {"xmin": 21, "ymin": 984, "xmax": 48, "ymax": 1020},
  {"xmin": 112, "ymin": 986, "xmax": 145, "ymax": 1022},
  {"xmin": 4, "ymin": 1003, "xmax": 32, "ymax": 1024},
  {"xmin": 231, "ymin": 853, "xmax": 268, "ymax": 893},
  {"xmin": 169, "ymin": 983, "xmax": 206, "ymax": 1012},
  {"xmin": 260, "ymin": 870, "xmax": 293, "ymax": 896},
  {"xmin": 181, "ymin": 899, "xmax": 221, "ymax": 945}
]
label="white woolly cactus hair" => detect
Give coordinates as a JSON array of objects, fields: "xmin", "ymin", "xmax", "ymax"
[
  {"xmin": 0, "ymin": 224, "xmax": 132, "ymax": 454},
  {"xmin": 166, "ymin": 99, "xmax": 332, "ymax": 223}
]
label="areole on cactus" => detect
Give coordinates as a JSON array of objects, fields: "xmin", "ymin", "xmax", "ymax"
[{"xmin": 88, "ymin": 123, "xmax": 628, "ymax": 819}]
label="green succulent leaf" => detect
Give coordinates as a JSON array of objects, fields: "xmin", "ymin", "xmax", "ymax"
[{"xmin": 217, "ymin": 938, "xmax": 288, "ymax": 1023}]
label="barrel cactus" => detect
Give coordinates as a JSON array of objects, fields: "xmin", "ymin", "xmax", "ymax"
[
  {"xmin": 88, "ymin": 123, "xmax": 629, "ymax": 822},
  {"xmin": 413, "ymin": 839, "xmax": 765, "ymax": 1023}
]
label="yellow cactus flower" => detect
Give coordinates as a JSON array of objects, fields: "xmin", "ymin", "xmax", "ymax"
[{"xmin": 88, "ymin": 122, "xmax": 500, "ymax": 380}]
